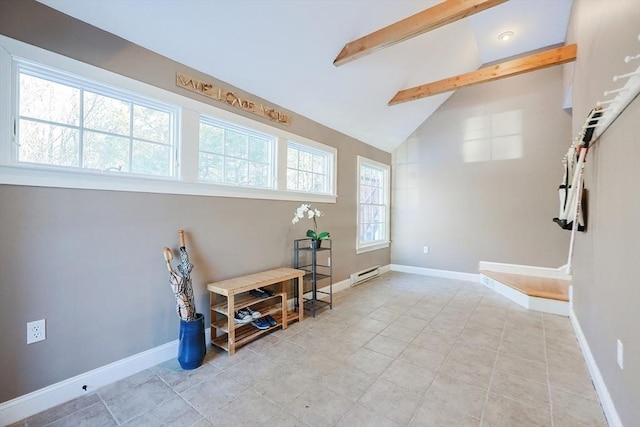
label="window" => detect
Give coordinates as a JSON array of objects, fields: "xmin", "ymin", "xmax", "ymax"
[
  {"xmin": 16, "ymin": 63, "xmax": 177, "ymax": 177},
  {"xmin": 357, "ymin": 156, "xmax": 390, "ymax": 253},
  {"xmin": 199, "ymin": 117, "xmax": 275, "ymax": 188},
  {"xmin": 1, "ymin": 35, "xmax": 337, "ymax": 203},
  {"xmin": 287, "ymin": 141, "xmax": 333, "ymax": 194}
]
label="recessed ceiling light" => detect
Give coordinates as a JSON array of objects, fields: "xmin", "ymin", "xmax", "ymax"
[{"xmin": 498, "ymin": 31, "xmax": 514, "ymax": 42}]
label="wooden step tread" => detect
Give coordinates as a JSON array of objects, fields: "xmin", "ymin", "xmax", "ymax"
[{"xmin": 479, "ymin": 270, "xmax": 570, "ymax": 302}]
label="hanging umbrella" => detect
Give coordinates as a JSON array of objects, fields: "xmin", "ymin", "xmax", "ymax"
[
  {"xmin": 176, "ymin": 230, "xmax": 196, "ymax": 321},
  {"xmin": 162, "ymin": 235, "xmax": 196, "ymax": 321}
]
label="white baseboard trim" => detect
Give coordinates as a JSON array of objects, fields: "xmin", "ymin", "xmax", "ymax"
[
  {"xmin": 0, "ymin": 329, "xmax": 212, "ymax": 426},
  {"xmin": 481, "ymin": 274, "xmax": 569, "ymax": 316},
  {"xmin": 569, "ymin": 309, "xmax": 623, "ymax": 427},
  {"xmin": 389, "ymin": 264, "xmax": 482, "ymax": 283},
  {"xmin": 479, "ymin": 261, "xmax": 572, "ymax": 280}
]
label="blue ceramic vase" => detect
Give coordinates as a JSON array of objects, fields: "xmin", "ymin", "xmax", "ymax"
[{"xmin": 178, "ymin": 313, "xmax": 205, "ymax": 370}]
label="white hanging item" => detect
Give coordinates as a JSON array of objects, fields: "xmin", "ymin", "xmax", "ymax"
[{"xmin": 553, "ymin": 108, "xmax": 602, "ymax": 232}]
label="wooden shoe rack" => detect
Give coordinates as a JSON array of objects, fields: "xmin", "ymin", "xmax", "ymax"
[{"xmin": 207, "ymin": 267, "xmax": 305, "ymax": 355}]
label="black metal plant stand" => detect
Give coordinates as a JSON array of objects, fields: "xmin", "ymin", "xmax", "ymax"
[{"xmin": 293, "ymin": 238, "xmax": 332, "ymax": 317}]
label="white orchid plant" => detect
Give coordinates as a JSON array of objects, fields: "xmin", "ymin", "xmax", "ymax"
[{"xmin": 291, "ymin": 203, "xmax": 330, "ymax": 241}]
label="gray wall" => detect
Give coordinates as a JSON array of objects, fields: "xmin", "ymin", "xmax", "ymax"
[
  {"xmin": 392, "ymin": 67, "xmax": 571, "ymax": 272},
  {"xmin": 0, "ymin": 1, "xmax": 390, "ymax": 402},
  {"xmin": 566, "ymin": 0, "xmax": 640, "ymax": 424}
]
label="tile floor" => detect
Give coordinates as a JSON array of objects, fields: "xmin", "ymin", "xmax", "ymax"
[{"xmin": 11, "ymin": 272, "xmax": 607, "ymax": 426}]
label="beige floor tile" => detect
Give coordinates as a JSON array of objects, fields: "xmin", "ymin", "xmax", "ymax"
[
  {"xmin": 10, "ymin": 393, "xmax": 101, "ymax": 427},
  {"xmin": 320, "ymin": 364, "xmax": 378, "ymax": 401},
  {"xmin": 254, "ymin": 339, "xmax": 310, "ymax": 365},
  {"xmin": 121, "ymin": 395, "xmax": 202, "ymax": 427},
  {"xmin": 98, "ymin": 371, "xmax": 176, "ymax": 424},
  {"xmin": 397, "ymin": 344, "xmax": 449, "ymax": 372},
  {"xmin": 482, "ymin": 392, "xmax": 552, "ymax": 426},
  {"xmin": 262, "ymin": 410, "xmax": 307, "ymax": 426},
  {"xmin": 549, "ymin": 370, "xmax": 598, "ymax": 400},
  {"xmin": 489, "ymin": 370, "xmax": 550, "ymax": 408},
  {"xmin": 209, "ymin": 388, "xmax": 281, "ymax": 427},
  {"xmin": 368, "ymin": 307, "xmax": 403, "ymax": 323},
  {"xmin": 380, "ymin": 323, "xmax": 422, "ymax": 343},
  {"xmin": 359, "ymin": 377, "xmax": 425, "ymax": 425},
  {"xmin": 253, "ymin": 363, "xmax": 316, "ymax": 406},
  {"xmin": 410, "ymin": 397, "xmax": 480, "ymax": 427},
  {"xmin": 347, "ymin": 347, "xmax": 395, "ymax": 376},
  {"xmin": 151, "ymin": 358, "xmax": 220, "ymax": 393},
  {"xmin": 380, "ymin": 358, "xmax": 437, "ymax": 393},
  {"xmin": 353, "ymin": 317, "xmax": 390, "ymax": 334},
  {"xmin": 334, "ymin": 326, "xmax": 376, "ymax": 347},
  {"xmin": 364, "ymin": 334, "xmax": 410, "ymax": 358},
  {"xmin": 222, "ymin": 351, "xmax": 279, "ymax": 386},
  {"xmin": 499, "ymin": 338, "xmax": 547, "ymax": 364},
  {"xmin": 411, "ymin": 329, "xmax": 458, "ymax": 354},
  {"xmin": 180, "ymin": 372, "xmax": 248, "ymax": 418},
  {"xmin": 392, "ymin": 314, "xmax": 430, "ymax": 331},
  {"xmin": 336, "ymin": 402, "xmax": 401, "ymax": 427},
  {"xmin": 424, "ymin": 373, "xmax": 488, "ymax": 419},
  {"xmin": 46, "ymin": 402, "xmax": 117, "ymax": 427},
  {"xmin": 440, "ymin": 356, "xmax": 494, "ymax": 389},
  {"xmin": 284, "ymin": 383, "xmax": 354, "ymax": 426},
  {"xmin": 551, "ymin": 387, "xmax": 607, "ymax": 426},
  {"xmin": 545, "ymin": 335, "xmax": 583, "ymax": 358},
  {"xmin": 494, "ymin": 352, "xmax": 548, "ymax": 385},
  {"xmin": 459, "ymin": 327, "xmax": 503, "ymax": 350}
]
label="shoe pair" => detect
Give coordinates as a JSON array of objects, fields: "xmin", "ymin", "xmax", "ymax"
[
  {"xmin": 234, "ymin": 307, "xmax": 261, "ymax": 324},
  {"xmin": 251, "ymin": 315, "xmax": 277, "ymax": 330},
  {"xmin": 249, "ymin": 288, "xmax": 275, "ymax": 299}
]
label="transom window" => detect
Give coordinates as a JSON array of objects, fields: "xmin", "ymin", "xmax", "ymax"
[
  {"xmin": 287, "ymin": 141, "xmax": 332, "ymax": 194},
  {"xmin": 199, "ymin": 117, "xmax": 275, "ymax": 188},
  {"xmin": 16, "ymin": 63, "xmax": 177, "ymax": 177},
  {"xmin": 357, "ymin": 156, "xmax": 390, "ymax": 252}
]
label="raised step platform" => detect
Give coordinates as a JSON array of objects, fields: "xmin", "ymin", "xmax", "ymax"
[{"xmin": 479, "ymin": 269, "xmax": 571, "ymax": 316}]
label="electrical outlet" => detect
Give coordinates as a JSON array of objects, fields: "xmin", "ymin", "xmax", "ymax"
[
  {"xmin": 27, "ymin": 319, "xmax": 46, "ymax": 344},
  {"xmin": 423, "ymin": 246, "xmax": 429, "ymax": 254},
  {"xmin": 327, "ymin": 257, "xmax": 331, "ymax": 266},
  {"xmin": 617, "ymin": 339, "xmax": 624, "ymax": 369}
]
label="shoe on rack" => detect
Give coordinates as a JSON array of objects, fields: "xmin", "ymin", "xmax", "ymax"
[
  {"xmin": 249, "ymin": 289, "xmax": 269, "ymax": 299},
  {"xmin": 234, "ymin": 309, "xmax": 252, "ymax": 324},
  {"xmin": 251, "ymin": 317, "xmax": 271, "ymax": 330},
  {"xmin": 245, "ymin": 307, "xmax": 261, "ymax": 318},
  {"xmin": 265, "ymin": 315, "xmax": 277, "ymax": 327}
]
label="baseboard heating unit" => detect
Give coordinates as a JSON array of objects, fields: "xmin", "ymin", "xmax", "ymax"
[{"xmin": 350, "ymin": 266, "xmax": 380, "ymax": 286}]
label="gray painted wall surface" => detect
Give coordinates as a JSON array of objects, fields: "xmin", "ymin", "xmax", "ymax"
[
  {"xmin": 567, "ymin": 1, "xmax": 640, "ymax": 424},
  {"xmin": 392, "ymin": 67, "xmax": 571, "ymax": 272},
  {"xmin": 0, "ymin": 1, "xmax": 390, "ymax": 402}
]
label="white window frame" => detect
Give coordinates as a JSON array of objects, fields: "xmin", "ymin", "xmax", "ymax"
[
  {"xmin": 356, "ymin": 155, "xmax": 390, "ymax": 253},
  {"xmin": 198, "ymin": 115, "xmax": 276, "ymax": 188},
  {"xmin": 0, "ymin": 35, "xmax": 337, "ymax": 203},
  {"xmin": 14, "ymin": 61, "xmax": 179, "ymax": 178},
  {"xmin": 286, "ymin": 140, "xmax": 334, "ymax": 195}
]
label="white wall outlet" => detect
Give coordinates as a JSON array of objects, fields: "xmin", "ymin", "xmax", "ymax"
[
  {"xmin": 327, "ymin": 257, "xmax": 331, "ymax": 266},
  {"xmin": 27, "ymin": 319, "xmax": 46, "ymax": 344},
  {"xmin": 617, "ymin": 339, "xmax": 624, "ymax": 369},
  {"xmin": 423, "ymin": 246, "xmax": 429, "ymax": 254}
]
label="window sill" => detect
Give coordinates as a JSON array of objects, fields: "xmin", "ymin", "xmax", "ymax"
[
  {"xmin": 356, "ymin": 241, "xmax": 390, "ymax": 254},
  {"xmin": 0, "ymin": 164, "xmax": 337, "ymax": 203}
]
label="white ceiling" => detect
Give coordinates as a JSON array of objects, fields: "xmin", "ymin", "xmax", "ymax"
[{"xmin": 38, "ymin": 0, "xmax": 573, "ymax": 153}]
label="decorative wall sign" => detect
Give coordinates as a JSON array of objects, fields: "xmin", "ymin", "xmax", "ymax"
[{"xmin": 176, "ymin": 72, "xmax": 291, "ymax": 126}]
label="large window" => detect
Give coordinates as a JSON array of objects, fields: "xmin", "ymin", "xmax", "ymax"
[
  {"xmin": 16, "ymin": 63, "xmax": 177, "ymax": 177},
  {"xmin": 199, "ymin": 117, "xmax": 275, "ymax": 188},
  {"xmin": 0, "ymin": 35, "xmax": 337, "ymax": 203},
  {"xmin": 357, "ymin": 156, "xmax": 390, "ymax": 252},
  {"xmin": 286, "ymin": 141, "xmax": 333, "ymax": 194}
]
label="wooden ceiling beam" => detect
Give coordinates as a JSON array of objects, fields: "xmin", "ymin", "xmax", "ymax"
[
  {"xmin": 333, "ymin": 0, "xmax": 508, "ymax": 67},
  {"xmin": 388, "ymin": 43, "xmax": 577, "ymax": 105}
]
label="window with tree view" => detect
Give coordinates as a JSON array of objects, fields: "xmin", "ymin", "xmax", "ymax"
[
  {"xmin": 199, "ymin": 117, "xmax": 275, "ymax": 187},
  {"xmin": 287, "ymin": 141, "xmax": 332, "ymax": 194},
  {"xmin": 17, "ymin": 65, "xmax": 176, "ymax": 176},
  {"xmin": 358, "ymin": 156, "xmax": 390, "ymax": 251}
]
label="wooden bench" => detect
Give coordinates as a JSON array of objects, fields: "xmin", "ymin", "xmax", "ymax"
[{"xmin": 207, "ymin": 267, "xmax": 306, "ymax": 355}]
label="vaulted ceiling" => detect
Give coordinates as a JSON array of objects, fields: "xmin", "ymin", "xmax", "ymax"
[{"xmin": 37, "ymin": 0, "xmax": 573, "ymax": 152}]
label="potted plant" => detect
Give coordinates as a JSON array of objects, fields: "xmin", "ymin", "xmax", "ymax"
[{"xmin": 291, "ymin": 203, "xmax": 330, "ymax": 248}]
